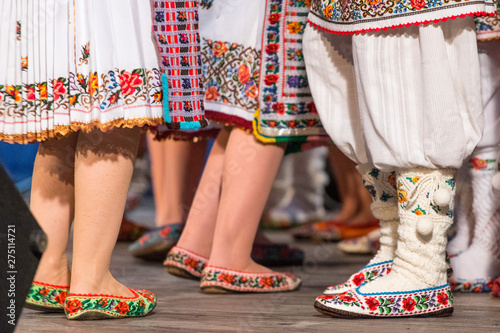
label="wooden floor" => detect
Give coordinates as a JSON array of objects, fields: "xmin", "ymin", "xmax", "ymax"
[{"xmin": 17, "ymin": 201, "xmax": 500, "ymax": 332}]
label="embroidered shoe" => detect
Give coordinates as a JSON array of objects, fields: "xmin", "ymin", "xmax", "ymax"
[
  {"xmin": 323, "ymin": 256, "xmax": 453, "ymax": 296},
  {"xmin": 323, "ymin": 261, "xmax": 393, "ymax": 295},
  {"xmin": 200, "ymin": 266, "xmax": 302, "ymax": 293},
  {"xmin": 25, "ymin": 281, "xmax": 69, "ymax": 312},
  {"xmin": 64, "ymin": 288, "xmax": 157, "ymax": 320},
  {"xmin": 315, "ymin": 284, "xmax": 454, "ymax": 318},
  {"xmin": 128, "ymin": 223, "xmax": 184, "ymax": 261},
  {"xmin": 450, "ymin": 278, "xmax": 496, "ymax": 293},
  {"xmin": 164, "ymin": 246, "xmax": 208, "ymax": 280}
]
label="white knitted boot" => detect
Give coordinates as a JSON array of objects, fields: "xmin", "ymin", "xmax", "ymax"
[
  {"xmin": 323, "ymin": 165, "xmax": 398, "ymax": 295},
  {"xmin": 447, "ymin": 164, "xmax": 475, "ymax": 256},
  {"xmin": 316, "ymin": 168, "xmax": 455, "ymax": 318},
  {"xmin": 450, "ymin": 152, "xmax": 500, "ymax": 292},
  {"xmin": 360, "ymin": 168, "xmax": 455, "ymax": 293}
]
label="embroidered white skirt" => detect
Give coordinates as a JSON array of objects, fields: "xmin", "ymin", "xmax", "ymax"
[{"xmin": 0, "ymin": 0, "xmax": 163, "ymax": 144}]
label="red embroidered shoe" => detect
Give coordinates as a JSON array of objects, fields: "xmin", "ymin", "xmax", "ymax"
[
  {"xmin": 64, "ymin": 288, "xmax": 156, "ymax": 320},
  {"xmin": 164, "ymin": 246, "xmax": 208, "ymax": 280},
  {"xmin": 200, "ymin": 266, "xmax": 302, "ymax": 293},
  {"xmin": 25, "ymin": 281, "xmax": 69, "ymax": 312},
  {"xmin": 323, "ymin": 261, "xmax": 393, "ymax": 295},
  {"xmin": 315, "ymin": 284, "xmax": 454, "ymax": 318}
]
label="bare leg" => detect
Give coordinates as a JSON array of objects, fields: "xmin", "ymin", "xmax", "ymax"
[
  {"xmin": 328, "ymin": 145, "xmax": 375, "ymax": 224},
  {"xmin": 70, "ymin": 127, "xmax": 140, "ymax": 296},
  {"xmin": 209, "ymin": 128, "xmax": 285, "ymax": 272},
  {"xmin": 30, "ymin": 133, "xmax": 78, "ymax": 286},
  {"xmin": 147, "ymin": 135, "xmax": 208, "ymax": 225},
  {"xmin": 176, "ymin": 127, "xmax": 230, "ymax": 257}
]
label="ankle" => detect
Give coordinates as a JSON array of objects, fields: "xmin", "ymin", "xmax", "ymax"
[{"xmin": 35, "ymin": 254, "xmax": 71, "ymax": 285}]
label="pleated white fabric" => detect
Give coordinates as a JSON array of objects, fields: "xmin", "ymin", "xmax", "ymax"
[
  {"xmin": 0, "ymin": 0, "xmax": 163, "ymax": 144},
  {"xmin": 303, "ymin": 18, "xmax": 484, "ymax": 171}
]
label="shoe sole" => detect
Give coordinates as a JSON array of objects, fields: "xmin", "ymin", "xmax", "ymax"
[
  {"xmin": 314, "ymin": 301, "xmax": 453, "ymax": 319},
  {"xmin": 165, "ymin": 265, "xmax": 201, "ymax": 281},
  {"xmin": 130, "ymin": 240, "xmax": 177, "ymax": 261},
  {"xmin": 24, "ymin": 302, "xmax": 64, "ymax": 313},
  {"xmin": 67, "ymin": 311, "xmax": 150, "ymax": 320}
]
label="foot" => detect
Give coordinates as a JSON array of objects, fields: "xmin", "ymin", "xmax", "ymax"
[
  {"xmin": 34, "ymin": 254, "xmax": 71, "ymax": 287},
  {"xmin": 70, "ymin": 272, "xmax": 134, "ymax": 297},
  {"xmin": 449, "ymin": 244, "xmax": 500, "ymax": 292},
  {"xmin": 208, "ymin": 258, "xmax": 274, "ymax": 274}
]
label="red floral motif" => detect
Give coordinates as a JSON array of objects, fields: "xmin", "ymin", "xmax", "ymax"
[
  {"xmin": 205, "ymin": 86, "xmax": 220, "ymax": 101},
  {"xmin": 269, "ymin": 13, "xmax": 281, "ymax": 24},
  {"xmin": 238, "ymin": 65, "xmax": 251, "ymax": 85},
  {"xmin": 65, "ymin": 299, "xmax": 83, "ymax": 314},
  {"xmin": 267, "ymin": 120, "xmax": 278, "ymax": 128},
  {"xmin": 109, "ymin": 92, "xmax": 119, "ymax": 106},
  {"xmin": 160, "ymin": 226, "xmax": 172, "ymax": 237},
  {"xmin": 213, "ymin": 41, "xmax": 228, "ymax": 57},
  {"xmin": 98, "ymin": 299, "xmax": 108, "ymax": 307},
  {"xmin": 287, "ymin": 120, "xmax": 297, "ymax": 128},
  {"xmin": 120, "ymin": 71, "xmax": 143, "ymax": 97},
  {"xmin": 306, "ymin": 102, "xmax": 317, "ymax": 114},
  {"xmin": 259, "ymin": 277, "xmax": 275, "ymax": 288},
  {"xmin": 55, "ymin": 291, "xmax": 67, "ymax": 305},
  {"xmin": 184, "ymin": 258, "xmax": 199, "ymax": 270},
  {"xmin": 245, "ymin": 85, "xmax": 259, "ymax": 99},
  {"xmin": 27, "ymin": 86, "xmax": 36, "ymax": 102},
  {"xmin": 410, "ymin": 0, "xmax": 426, "ymax": 10},
  {"xmin": 306, "ymin": 119, "xmax": 317, "ymax": 127},
  {"xmin": 402, "ymin": 297, "xmax": 416, "ymax": 312},
  {"xmin": 218, "ymin": 274, "xmax": 236, "ymax": 284},
  {"xmin": 338, "ymin": 295, "xmax": 356, "ymax": 303},
  {"xmin": 53, "ymin": 79, "xmax": 66, "ymax": 102},
  {"xmin": 265, "ymin": 43, "xmax": 280, "ymax": 54},
  {"xmin": 471, "ymin": 158, "xmax": 487, "ymax": 170},
  {"xmin": 115, "ymin": 301, "xmax": 130, "ymax": 315},
  {"xmin": 139, "ymin": 299, "xmax": 145, "ymax": 309},
  {"xmin": 272, "ymin": 103, "xmax": 285, "ymax": 115},
  {"xmin": 437, "ymin": 292, "xmax": 449, "ymax": 305},
  {"xmin": 352, "ymin": 272, "xmax": 366, "ymax": 286},
  {"xmin": 39, "ymin": 288, "xmax": 49, "ymax": 297},
  {"xmin": 365, "ymin": 297, "xmax": 380, "ymax": 311},
  {"xmin": 264, "ymin": 74, "xmax": 279, "ymax": 86}
]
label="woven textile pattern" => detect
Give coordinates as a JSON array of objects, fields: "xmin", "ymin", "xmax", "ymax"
[
  {"xmin": 255, "ymin": 0, "xmax": 327, "ymax": 143},
  {"xmin": 153, "ymin": 0, "xmax": 208, "ymax": 129}
]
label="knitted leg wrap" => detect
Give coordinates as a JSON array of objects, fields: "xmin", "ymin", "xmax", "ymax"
[
  {"xmin": 357, "ymin": 164, "xmax": 399, "ymax": 265},
  {"xmin": 451, "ymin": 152, "xmax": 500, "ymax": 283},
  {"xmin": 360, "ymin": 168, "xmax": 456, "ymax": 293}
]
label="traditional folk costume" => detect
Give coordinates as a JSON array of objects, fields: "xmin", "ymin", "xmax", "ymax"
[
  {"xmin": 304, "ymin": 0, "xmax": 495, "ymax": 318},
  {"xmin": 162, "ymin": 0, "xmax": 327, "ymax": 293},
  {"xmin": 1, "ymin": 0, "xmax": 206, "ymax": 319},
  {"xmin": 448, "ymin": 11, "xmax": 500, "ymax": 294}
]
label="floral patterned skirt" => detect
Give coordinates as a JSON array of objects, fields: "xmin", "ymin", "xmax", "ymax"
[
  {"xmin": 0, "ymin": 0, "xmax": 164, "ymax": 144},
  {"xmin": 199, "ymin": 0, "xmax": 265, "ymax": 133}
]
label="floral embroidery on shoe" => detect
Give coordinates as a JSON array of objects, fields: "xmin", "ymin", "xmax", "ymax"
[
  {"xmin": 450, "ymin": 278, "xmax": 495, "ymax": 293},
  {"xmin": 65, "ymin": 289, "xmax": 156, "ymax": 320},
  {"xmin": 316, "ymin": 284, "xmax": 453, "ymax": 318},
  {"xmin": 164, "ymin": 246, "xmax": 208, "ymax": 279},
  {"xmin": 323, "ymin": 261, "xmax": 392, "ymax": 295},
  {"xmin": 201, "ymin": 266, "xmax": 301, "ymax": 293},
  {"xmin": 25, "ymin": 281, "xmax": 69, "ymax": 312}
]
